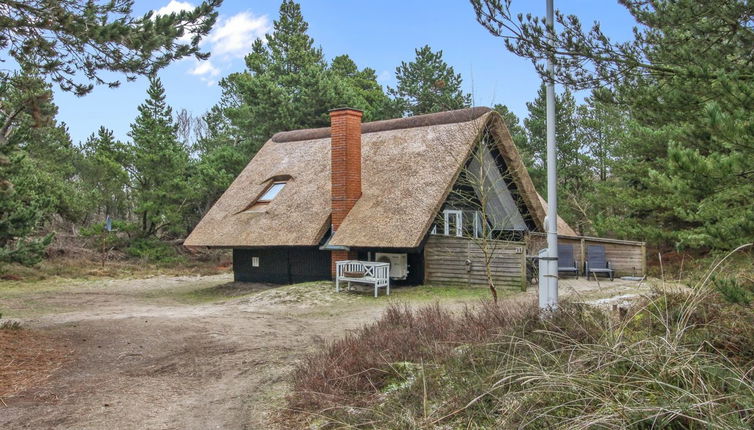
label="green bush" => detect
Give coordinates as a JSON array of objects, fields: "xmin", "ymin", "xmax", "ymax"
[
  {"xmin": 80, "ymin": 221, "xmax": 185, "ymax": 264},
  {"xmin": 0, "ymin": 233, "xmax": 54, "ymax": 266},
  {"xmin": 712, "ymin": 274, "xmax": 754, "ymax": 305},
  {"xmin": 80, "ymin": 220, "xmax": 138, "ymax": 247},
  {"xmin": 125, "ymin": 237, "xmax": 183, "ymax": 263}
]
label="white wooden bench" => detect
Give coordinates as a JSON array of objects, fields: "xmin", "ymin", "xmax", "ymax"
[{"xmin": 335, "ymin": 260, "xmax": 390, "ymax": 297}]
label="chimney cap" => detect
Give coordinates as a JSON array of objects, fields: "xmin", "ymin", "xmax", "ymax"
[{"xmin": 329, "ymin": 107, "xmax": 363, "ymax": 114}]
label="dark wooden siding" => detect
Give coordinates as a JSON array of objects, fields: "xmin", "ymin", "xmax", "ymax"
[
  {"xmin": 233, "ymin": 247, "xmax": 330, "ymax": 284},
  {"xmin": 424, "ymin": 235, "xmax": 526, "ymax": 290},
  {"xmin": 527, "ymin": 233, "xmax": 646, "ymax": 277}
]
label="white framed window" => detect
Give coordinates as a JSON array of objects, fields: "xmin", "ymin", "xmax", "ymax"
[
  {"xmin": 443, "ymin": 210, "xmax": 462, "ymax": 237},
  {"xmin": 257, "ymin": 181, "xmax": 286, "ymax": 202},
  {"xmin": 251, "ymin": 256, "xmax": 260, "ymax": 267}
]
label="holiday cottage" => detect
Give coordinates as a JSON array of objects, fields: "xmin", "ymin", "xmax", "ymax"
[{"xmin": 185, "ymin": 107, "xmax": 644, "ymax": 289}]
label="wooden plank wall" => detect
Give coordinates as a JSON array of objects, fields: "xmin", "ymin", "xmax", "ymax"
[
  {"xmin": 527, "ymin": 233, "xmax": 646, "ymax": 277},
  {"xmin": 424, "ymin": 235, "xmax": 527, "ymax": 290}
]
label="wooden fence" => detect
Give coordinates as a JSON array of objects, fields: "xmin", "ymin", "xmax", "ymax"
[
  {"xmin": 424, "ymin": 235, "xmax": 527, "ymax": 290},
  {"xmin": 527, "ymin": 233, "xmax": 646, "ymax": 277}
]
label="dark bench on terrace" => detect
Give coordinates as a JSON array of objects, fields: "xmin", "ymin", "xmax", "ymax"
[
  {"xmin": 585, "ymin": 245, "xmax": 614, "ymax": 281},
  {"xmin": 558, "ymin": 243, "xmax": 579, "ymax": 278}
]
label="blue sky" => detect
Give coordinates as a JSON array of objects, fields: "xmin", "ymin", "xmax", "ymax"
[{"xmin": 52, "ymin": 0, "xmax": 637, "ymax": 144}]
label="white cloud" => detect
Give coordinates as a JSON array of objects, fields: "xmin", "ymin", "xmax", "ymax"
[
  {"xmin": 377, "ymin": 70, "xmax": 394, "ymax": 86},
  {"xmin": 190, "ymin": 60, "xmax": 220, "ymax": 77},
  {"xmin": 189, "ymin": 60, "xmax": 220, "ymax": 86},
  {"xmin": 207, "ymin": 12, "xmax": 271, "ymax": 59},
  {"xmin": 152, "ymin": 2, "xmax": 271, "ymax": 86},
  {"xmin": 154, "ymin": 0, "xmax": 194, "ymax": 17}
]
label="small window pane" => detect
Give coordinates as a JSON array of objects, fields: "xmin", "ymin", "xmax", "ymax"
[
  {"xmin": 259, "ymin": 182, "xmax": 285, "ymax": 201},
  {"xmin": 444, "ymin": 210, "xmax": 462, "ymax": 237}
]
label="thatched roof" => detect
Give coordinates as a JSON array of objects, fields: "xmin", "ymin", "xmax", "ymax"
[{"xmin": 185, "ymin": 107, "xmax": 575, "ymax": 248}]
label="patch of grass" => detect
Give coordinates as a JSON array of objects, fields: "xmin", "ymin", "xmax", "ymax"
[
  {"xmin": 169, "ymin": 281, "xmax": 506, "ymax": 308},
  {"xmin": 169, "ymin": 281, "xmax": 280, "ymax": 304},
  {"xmin": 244, "ymin": 282, "xmax": 365, "ymax": 309},
  {"xmin": 0, "ymin": 320, "xmax": 21, "ymax": 330},
  {"xmin": 0, "ymin": 278, "xmax": 93, "ymax": 319},
  {"xmin": 387, "ymin": 284, "xmax": 505, "ymax": 301},
  {"xmin": 142, "ymin": 280, "xmax": 352, "ymax": 306},
  {"xmin": 0, "ymin": 251, "xmax": 231, "ymax": 283}
]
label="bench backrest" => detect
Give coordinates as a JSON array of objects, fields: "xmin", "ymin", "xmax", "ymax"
[
  {"xmin": 587, "ymin": 245, "xmax": 608, "ymax": 268},
  {"xmin": 558, "ymin": 243, "xmax": 576, "ymax": 268}
]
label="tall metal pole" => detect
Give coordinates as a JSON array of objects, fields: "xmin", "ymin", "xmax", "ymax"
[{"xmin": 544, "ymin": 0, "xmax": 559, "ymax": 309}]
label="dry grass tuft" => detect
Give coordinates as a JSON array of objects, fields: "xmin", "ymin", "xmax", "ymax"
[{"xmin": 286, "ymin": 299, "xmax": 537, "ymax": 421}]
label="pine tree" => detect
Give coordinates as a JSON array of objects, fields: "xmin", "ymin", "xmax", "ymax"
[
  {"xmin": 0, "ymin": 72, "xmax": 72, "ymax": 264},
  {"xmin": 128, "ymin": 77, "xmax": 190, "ymax": 237},
  {"xmin": 472, "ymin": 0, "xmax": 754, "ymax": 248},
  {"xmin": 260, "ymin": 0, "xmax": 325, "ymax": 77},
  {"xmin": 524, "ymin": 85, "xmax": 593, "ymax": 234},
  {"xmin": 223, "ymin": 0, "xmax": 330, "ymax": 144},
  {"xmin": 577, "ymin": 91, "xmax": 624, "ymax": 182},
  {"xmin": 390, "ymin": 45, "xmax": 471, "ymax": 116},
  {"xmin": 523, "ymin": 85, "xmax": 587, "ymax": 192},
  {"xmin": 191, "ymin": 106, "xmax": 248, "ymax": 217},
  {"xmin": 0, "ymin": 0, "xmax": 221, "ymax": 96},
  {"xmin": 329, "ymin": 55, "xmax": 400, "ymax": 120},
  {"xmin": 0, "ymin": 1, "xmax": 223, "ymax": 265},
  {"xmin": 79, "ymin": 127, "xmax": 131, "ymax": 218},
  {"xmin": 208, "ymin": 0, "xmax": 396, "ymax": 193},
  {"xmin": 221, "ymin": 0, "xmax": 329, "ymax": 156}
]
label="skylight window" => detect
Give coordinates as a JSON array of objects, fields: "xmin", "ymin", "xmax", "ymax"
[{"xmin": 257, "ymin": 181, "xmax": 286, "ymax": 202}]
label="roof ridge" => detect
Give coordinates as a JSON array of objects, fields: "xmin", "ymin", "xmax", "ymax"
[{"xmin": 271, "ymin": 106, "xmax": 492, "ymax": 143}]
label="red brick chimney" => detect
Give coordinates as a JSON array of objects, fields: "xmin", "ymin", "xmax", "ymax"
[{"xmin": 329, "ymin": 107, "xmax": 362, "ymax": 276}]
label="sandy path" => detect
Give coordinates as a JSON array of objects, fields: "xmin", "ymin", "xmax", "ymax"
[
  {"xmin": 0, "ymin": 275, "xmax": 391, "ymax": 430},
  {"xmin": 0, "ymin": 275, "xmax": 648, "ymax": 429}
]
